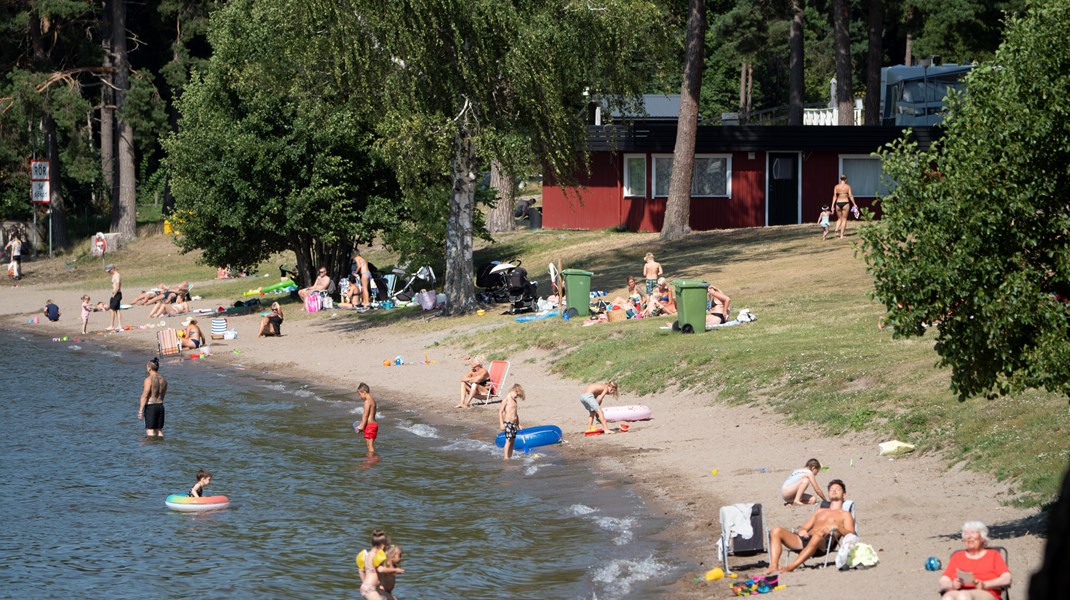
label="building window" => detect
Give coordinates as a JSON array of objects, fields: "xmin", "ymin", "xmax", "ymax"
[
  {"xmin": 839, "ymin": 155, "xmax": 890, "ymax": 197},
  {"xmin": 623, "ymin": 155, "xmax": 646, "ymax": 197},
  {"xmin": 652, "ymin": 154, "xmax": 731, "ymax": 197}
]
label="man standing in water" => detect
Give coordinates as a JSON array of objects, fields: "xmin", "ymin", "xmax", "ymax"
[
  {"xmin": 105, "ymin": 264, "xmax": 123, "ymax": 331},
  {"xmin": 138, "ymin": 357, "xmax": 167, "ymax": 437}
]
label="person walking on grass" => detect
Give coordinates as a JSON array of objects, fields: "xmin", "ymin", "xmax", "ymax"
[{"xmin": 642, "ymin": 252, "xmax": 663, "ymax": 295}]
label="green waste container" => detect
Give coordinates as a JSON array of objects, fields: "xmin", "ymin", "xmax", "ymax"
[
  {"xmin": 561, "ymin": 268, "xmax": 594, "ymax": 319},
  {"xmin": 673, "ymin": 279, "xmax": 709, "ymax": 333}
]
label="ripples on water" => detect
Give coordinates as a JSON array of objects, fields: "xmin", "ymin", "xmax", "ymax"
[{"xmin": 0, "ymin": 333, "xmax": 674, "ymax": 598}]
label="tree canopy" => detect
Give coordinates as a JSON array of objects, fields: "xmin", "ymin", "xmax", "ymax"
[
  {"xmin": 860, "ymin": 0, "xmax": 1070, "ymax": 400},
  {"xmin": 163, "ymin": 0, "xmax": 398, "ymax": 283}
]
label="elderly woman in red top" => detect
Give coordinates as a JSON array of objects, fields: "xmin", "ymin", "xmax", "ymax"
[{"xmin": 939, "ymin": 521, "xmax": 1011, "ymax": 599}]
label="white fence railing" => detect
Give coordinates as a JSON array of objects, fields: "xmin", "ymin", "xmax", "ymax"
[{"xmin": 803, "ymin": 107, "xmax": 865, "ymax": 125}]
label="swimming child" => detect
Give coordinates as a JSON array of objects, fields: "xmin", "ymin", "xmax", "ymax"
[
  {"xmin": 781, "ymin": 458, "xmax": 828, "ymax": 506},
  {"xmin": 818, "ymin": 205, "xmax": 832, "ymax": 241},
  {"xmin": 642, "ymin": 252, "xmax": 664, "ymax": 295},
  {"xmin": 354, "ymin": 382, "xmax": 379, "ymax": 454},
  {"xmin": 80, "ymin": 295, "xmax": 92, "ymax": 334},
  {"xmin": 580, "ymin": 381, "xmax": 618, "ymax": 433},
  {"xmin": 498, "ymin": 383, "xmax": 524, "ymax": 459},
  {"xmin": 358, "ymin": 528, "xmax": 403, "ymax": 600},
  {"xmin": 379, "ymin": 545, "xmax": 404, "ymax": 600},
  {"xmin": 189, "ymin": 469, "xmax": 212, "ymax": 497}
]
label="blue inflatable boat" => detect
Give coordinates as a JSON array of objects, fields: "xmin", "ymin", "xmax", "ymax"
[{"xmin": 495, "ymin": 425, "xmax": 563, "ymax": 452}]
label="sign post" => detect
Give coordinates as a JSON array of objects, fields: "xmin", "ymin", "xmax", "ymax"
[{"xmin": 30, "ymin": 160, "xmax": 51, "ymax": 258}]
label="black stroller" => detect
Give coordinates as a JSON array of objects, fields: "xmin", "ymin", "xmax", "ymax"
[{"xmin": 482, "ymin": 261, "xmax": 538, "ymax": 314}]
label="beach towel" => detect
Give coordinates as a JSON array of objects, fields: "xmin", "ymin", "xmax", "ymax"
[{"xmin": 715, "ymin": 502, "xmax": 756, "ymax": 562}]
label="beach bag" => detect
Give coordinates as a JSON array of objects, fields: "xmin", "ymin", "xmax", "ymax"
[
  {"xmin": 848, "ymin": 542, "xmax": 879, "ymax": 569},
  {"xmin": 322, "ymin": 295, "xmax": 334, "ymax": 309},
  {"xmin": 607, "ymin": 307, "xmax": 626, "ymax": 322},
  {"xmin": 305, "ymin": 292, "xmax": 322, "ymax": 313},
  {"xmin": 835, "ymin": 533, "xmax": 859, "ymax": 570},
  {"xmin": 415, "ymin": 290, "xmax": 436, "ymax": 311}
]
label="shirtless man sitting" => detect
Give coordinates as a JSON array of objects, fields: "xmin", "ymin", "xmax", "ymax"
[
  {"xmin": 299, "ymin": 267, "xmax": 331, "ymax": 302},
  {"xmin": 765, "ymin": 479, "xmax": 855, "ymax": 574}
]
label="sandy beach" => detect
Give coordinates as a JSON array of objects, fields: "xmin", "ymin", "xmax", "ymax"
[{"xmin": 3, "ymin": 271, "xmax": 1048, "ymax": 599}]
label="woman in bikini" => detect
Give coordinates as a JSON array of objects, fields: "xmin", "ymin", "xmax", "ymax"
[{"xmin": 831, "ymin": 175, "xmax": 857, "ymax": 239}]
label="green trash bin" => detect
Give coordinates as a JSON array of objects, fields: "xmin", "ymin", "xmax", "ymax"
[
  {"xmin": 673, "ymin": 279, "xmax": 709, "ymax": 333},
  {"xmin": 561, "ymin": 268, "xmax": 594, "ymax": 319}
]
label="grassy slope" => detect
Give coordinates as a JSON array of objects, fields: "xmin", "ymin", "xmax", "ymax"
[{"xmin": 28, "ymin": 226, "xmax": 1069, "ymax": 505}]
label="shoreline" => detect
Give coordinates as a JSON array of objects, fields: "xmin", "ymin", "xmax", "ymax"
[{"xmin": 3, "ymin": 281, "xmax": 1048, "ymax": 599}]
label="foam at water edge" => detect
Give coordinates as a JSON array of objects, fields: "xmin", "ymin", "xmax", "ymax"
[
  {"xmin": 397, "ymin": 422, "xmax": 439, "ymax": 439},
  {"xmin": 566, "ymin": 504, "xmax": 598, "ymax": 516},
  {"xmin": 591, "ymin": 554, "xmax": 664, "ymax": 598},
  {"xmin": 262, "ymin": 383, "xmax": 286, "ymax": 392},
  {"xmin": 439, "ymin": 438, "xmax": 497, "ymax": 455},
  {"xmin": 592, "ymin": 515, "xmax": 637, "ymax": 545},
  {"xmin": 292, "ymin": 389, "xmax": 315, "ymax": 398}
]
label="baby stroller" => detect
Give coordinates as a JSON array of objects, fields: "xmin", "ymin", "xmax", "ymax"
[
  {"xmin": 491, "ymin": 261, "xmax": 539, "ymax": 315},
  {"xmin": 476, "ymin": 261, "xmax": 510, "ymax": 304},
  {"xmin": 391, "ymin": 265, "xmax": 436, "ymax": 302}
]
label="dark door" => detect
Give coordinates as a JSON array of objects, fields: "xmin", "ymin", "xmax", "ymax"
[{"xmin": 767, "ymin": 153, "xmax": 799, "ymax": 225}]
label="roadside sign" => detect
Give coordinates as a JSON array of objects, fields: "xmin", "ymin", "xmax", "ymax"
[
  {"xmin": 31, "ymin": 181, "xmax": 50, "ymax": 204},
  {"xmin": 31, "ymin": 160, "xmax": 50, "ymax": 181}
]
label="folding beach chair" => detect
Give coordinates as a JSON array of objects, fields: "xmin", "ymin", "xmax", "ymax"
[
  {"xmin": 801, "ymin": 499, "xmax": 857, "ymax": 568},
  {"xmin": 210, "ymin": 318, "xmax": 227, "ymax": 340},
  {"xmin": 472, "ymin": 360, "xmax": 511, "ymax": 405},
  {"xmin": 718, "ymin": 503, "xmax": 770, "ymax": 575},
  {"xmin": 157, "ymin": 328, "xmax": 181, "ymax": 357}
]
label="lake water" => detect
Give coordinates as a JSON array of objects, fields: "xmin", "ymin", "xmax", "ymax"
[{"xmin": 0, "ymin": 331, "xmax": 675, "ymax": 598}]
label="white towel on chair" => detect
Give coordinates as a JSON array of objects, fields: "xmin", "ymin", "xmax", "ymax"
[{"xmin": 716, "ymin": 503, "xmax": 755, "ymax": 562}]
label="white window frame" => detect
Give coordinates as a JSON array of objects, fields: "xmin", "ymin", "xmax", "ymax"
[
  {"xmin": 623, "ymin": 154, "xmax": 647, "ymax": 198},
  {"xmin": 652, "ymin": 153, "xmax": 732, "ymax": 198},
  {"xmin": 838, "ymin": 154, "xmax": 890, "ymax": 197}
]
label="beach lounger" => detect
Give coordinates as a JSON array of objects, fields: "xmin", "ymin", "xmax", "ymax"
[
  {"xmin": 717, "ymin": 503, "xmax": 770, "ymax": 575},
  {"xmin": 472, "ymin": 360, "xmax": 510, "ymax": 405},
  {"xmin": 795, "ymin": 499, "xmax": 857, "ymax": 568},
  {"xmin": 941, "ymin": 547, "xmax": 1010, "ymax": 600},
  {"xmin": 157, "ymin": 328, "xmax": 181, "ymax": 357}
]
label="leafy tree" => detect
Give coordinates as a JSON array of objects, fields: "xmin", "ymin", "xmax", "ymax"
[
  {"xmin": 163, "ymin": 0, "xmax": 398, "ymax": 283},
  {"xmin": 323, "ymin": 0, "xmax": 671, "ymax": 314},
  {"xmin": 860, "ymin": 0, "xmax": 1070, "ymax": 400}
]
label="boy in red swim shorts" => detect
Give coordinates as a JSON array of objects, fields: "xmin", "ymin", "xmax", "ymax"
[{"xmin": 354, "ymin": 382, "xmax": 379, "ymax": 454}]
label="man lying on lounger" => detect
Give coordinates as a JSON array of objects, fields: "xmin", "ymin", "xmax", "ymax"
[{"xmin": 765, "ymin": 479, "xmax": 855, "ymax": 574}]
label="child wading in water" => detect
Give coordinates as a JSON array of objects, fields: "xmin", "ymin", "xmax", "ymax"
[
  {"xmin": 189, "ymin": 469, "xmax": 213, "ymax": 497},
  {"xmin": 354, "ymin": 382, "xmax": 379, "ymax": 454},
  {"xmin": 642, "ymin": 253, "xmax": 663, "ymax": 295},
  {"xmin": 358, "ymin": 528, "xmax": 403, "ymax": 600},
  {"xmin": 818, "ymin": 205, "xmax": 832, "ymax": 241},
  {"xmin": 379, "ymin": 545, "xmax": 404, "ymax": 600},
  {"xmin": 498, "ymin": 384, "xmax": 524, "ymax": 459},
  {"xmin": 580, "ymin": 381, "xmax": 618, "ymax": 433},
  {"xmin": 780, "ymin": 458, "xmax": 828, "ymax": 506}
]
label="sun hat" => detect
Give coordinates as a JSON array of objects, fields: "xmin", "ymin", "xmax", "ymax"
[
  {"xmin": 181, "ymin": 317, "xmax": 193, "ymax": 327},
  {"xmin": 104, "ymin": 264, "xmax": 115, "ymax": 272}
]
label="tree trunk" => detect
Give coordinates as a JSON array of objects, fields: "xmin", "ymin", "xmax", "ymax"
[
  {"xmin": 110, "ymin": 0, "xmax": 137, "ymax": 244},
  {"xmin": 904, "ymin": 32, "xmax": 913, "ymax": 65},
  {"xmin": 864, "ymin": 0, "xmax": 883, "ymax": 126},
  {"xmin": 738, "ymin": 61, "xmax": 747, "ymax": 118},
  {"xmin": 444, "ymin": 114, "xmax": 478, "ymax": 315},
  {"xmin": 486, "ymin": 160, "xmax": 515, "ymax": 233},
  {"xmin": 788, "ymin": 0, "xmax": 805, "ymax": 126},
  {"xmin": 101, "ymin": 1, "xmax": 115, "ymax": 209},
  {"xmin": 42, "ymin": 113, "xmax": 71, "ymax": 248},
  {"xmin": 833, "ymin": 0, "xmax": 854, "ymax": 125},
  {"xmin": 661, "ymin": 0, "xmax": 705, "ymax": 241}
]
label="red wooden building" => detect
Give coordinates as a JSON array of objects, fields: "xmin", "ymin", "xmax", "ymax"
[{"xmin": 543, "ymin": 123, "xmax": 939, "ymax": 232}]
